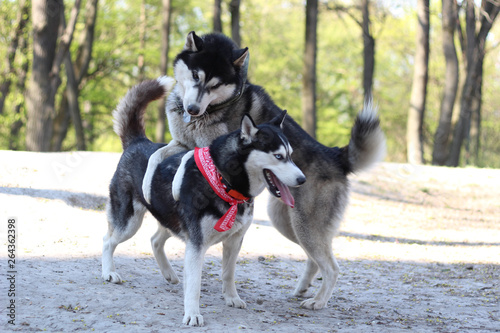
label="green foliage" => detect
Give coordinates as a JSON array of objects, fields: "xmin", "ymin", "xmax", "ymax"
[
  {"xmin": 242, "ymin": 1, "xmax": 303, "ymax": 120},
  {"xmin": 0, "ymin": 0, "xmax": 30, "ymax": 150},
  {"xmin": 0, "ymin": 0, "xmax": 499, "ymax": 168}
]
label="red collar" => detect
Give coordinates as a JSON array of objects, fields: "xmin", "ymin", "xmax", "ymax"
[{"xmin": 194, "ymin": 147, "xmax": 250, "ymax": 232}]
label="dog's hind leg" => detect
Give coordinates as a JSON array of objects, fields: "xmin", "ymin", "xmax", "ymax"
[
  {"xmin": 298, "ymin": 243, "xmax": 339, "ymax": 310},
  {"xmin": 102, "ymin": 199, "xmax": 146, "ymax": 284},
  {"xmin": 151, "ymin": 224, "xmax": 179, "ymax": 284},
  {"xmin": 292, "ymin": 211, "xmax": 340, "ymax": 310},
  {"xmin": 221, "ymin": 228, "xmax": 249, "ymax": 309},
  {"xmin": 268, "ymin": 198, "xmax": 321, "ymax": 298},
  {"xmin": 294, "ymin": 258, "xmax": 319, "ymax": 297}
]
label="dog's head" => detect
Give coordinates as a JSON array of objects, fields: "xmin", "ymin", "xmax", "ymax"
[
  {"xmin": 239, "ymin": 111, "xmax": 306, "ymax": 207},
  {"xmin": 173, "ymin": 31, "xmax": 249, "ymax": 121}
]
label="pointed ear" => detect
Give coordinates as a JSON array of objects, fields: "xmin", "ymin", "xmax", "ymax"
[
  {"xmin": 232, "ymin": 48, "xmax": 249, "ymax": 68},
  {"xmin": 269, "ymin": 110, "xmax": 287, "ymax": 129},
  {"xmin": 184, "ymin": 31, "xmax": 203, "ymax": 52},
  {"xmin": 240, "ymin": 114, "xmax": 258, "ymax": 144}
]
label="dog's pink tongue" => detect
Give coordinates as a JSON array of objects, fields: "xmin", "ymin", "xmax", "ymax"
[{"xmin": 272, "ymin": 174, "xmax": 295, "ymax": 208}]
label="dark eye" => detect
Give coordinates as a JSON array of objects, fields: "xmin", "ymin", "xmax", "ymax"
[
  {"xmin": 192, "ymin": 71, "xmax": 199, "ymax": 82},
  {"xmin": 274, "ymin": 154, "xmax": 284, "ymax": 160},
  {"xmin": 211, "ymin": 82, "xmax": 222, "ymax": 90}
]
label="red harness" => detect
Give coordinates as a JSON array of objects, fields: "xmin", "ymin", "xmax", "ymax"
[{"xmin": 194, "ymin": 147, "xmax": 250, "ymax": 232}]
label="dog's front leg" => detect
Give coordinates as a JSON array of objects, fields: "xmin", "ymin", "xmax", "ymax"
[
  {"xmin": 182, "ymin": 241, "xmax": 206, "ymax": 326},
  {"xmin": 142, "ymin": 140, "xmax": 189, "ymax": 204},
  {"xmin": 221, "ymin": 230, "xmax": 248, "ymax": 309}
]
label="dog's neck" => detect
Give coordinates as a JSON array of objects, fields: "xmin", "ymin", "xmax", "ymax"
[
  {"xmin": 209, "ymin": 134, "xmax": 253, "ymax": 198},
  {"xmin": 205, "ymin": 54, "xmax": 249, "ymax": 114}
]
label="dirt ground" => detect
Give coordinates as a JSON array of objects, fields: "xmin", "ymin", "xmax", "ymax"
[{"xmin": 1, "ymin": 150, "xmax": 499, "ymax": 332}]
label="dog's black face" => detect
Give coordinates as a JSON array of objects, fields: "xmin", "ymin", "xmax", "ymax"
[
  {"xmin": 173, "ymin": 32, "xmax": 249, "ymax": 119},
  {"xmin": 207, "ymin": 113, "xmax": 305, "ymax": 205}
]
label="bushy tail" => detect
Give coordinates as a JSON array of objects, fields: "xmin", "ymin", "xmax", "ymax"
[
  {"xmin": 343, "ymin": 99, "xmax": 386, "ymax": 174},
  {"xmin": 112, "ymin": 76, "xmax": 175, "ymax": 149}
]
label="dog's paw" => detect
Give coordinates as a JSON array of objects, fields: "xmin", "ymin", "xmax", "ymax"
[
  {"xmin": 293, "ymin": 287, "xmax": 309, "ymax": 297},
  {"xmin": 225, "ymin": 296, "xmax": 247, "ymax": 309},
  {"xmin": 300, "ymin": 298, "xmax": 327, "ymax": 310},
  {"xmin": 102, "ymin": 271, "xmax": 123, "ymax": 284},
  {"xmin": 164, "ymin": 272, "xmax": 180, "ymax": 284},
  {"xmin": 183, "ymin": 313, "xmax": 204, "ymax": 326}
]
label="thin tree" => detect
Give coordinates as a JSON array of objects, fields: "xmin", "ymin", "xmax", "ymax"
[
  {"xmin": 230, "ymin": 0, "xmax": 241, "ymax": 46},
  {"xmin": 64, "ymin": 52, "xmax": 86, "ymax": 150},
  {"xmin": 448, "ymin": 0, "xmax": 499, "ymax": 166},
  {"xmin": 0, "ymin": 0, "xmax": 30, "ymax": 115},
  {"xmin": 432, "ymin": 0, "xmax": 459, "ymax": 165},
  {"xmin": 361, "ymin": 0, "xmax": 375, "ymax": 102},
  {"xmin": 156, "ymin": 0, "xmax": 173, "ymax": 143},
  {"xmin": 302, "ymin": 0, "xmax": 318, "ymax": 138},
  {"xmin": 74, "ymin": 0, "xmax": 99, "ymax": 149},
  {"xmin": 406, "ymin": 0, "xmax": 430, "ymax": 164},
  {"xmin": 52, "ymin": 0, "xmax": 99, "ymax": 151},
  {"xmin": 74, "ymin": 0, "xmax": 99, "ymax": 83},
  {"xmin": 323, "ymin": 1, "xmax": 379, "ymax": 103},
  {"xmin": 214, "ymin": 0, "xmax": 223, "ymax": 33}
]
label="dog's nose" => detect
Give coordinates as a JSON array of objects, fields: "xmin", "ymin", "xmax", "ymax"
[
  {"xmin": 296, "ymin": 176, "xmax": 306, "ymax": 185},
  {"xmin": 187, "ymin": 104, "xmax": 200, "ymax": 115}
]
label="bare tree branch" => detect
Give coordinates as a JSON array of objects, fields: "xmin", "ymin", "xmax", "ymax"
[{"xmin": 324, "ymin": 3, "xmax": 363, "ymax": 27}]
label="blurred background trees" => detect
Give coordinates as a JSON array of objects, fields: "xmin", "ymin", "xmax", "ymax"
[{"xmin": 1, "ymin": 0, "xmax": 500, "ymax": 168}]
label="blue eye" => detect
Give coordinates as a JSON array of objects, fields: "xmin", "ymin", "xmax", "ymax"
[{"xmin": 274, "ymin": 154, "xmax": 283, "ymax": 160}]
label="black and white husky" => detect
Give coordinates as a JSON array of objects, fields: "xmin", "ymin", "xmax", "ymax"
[
  {"xmin": 102, "ymin": 77, "xmax": 305, "ymax": 326},
  {"xmin": 142, "ymin": 32, "xmax": 386, "ymax": 310}
]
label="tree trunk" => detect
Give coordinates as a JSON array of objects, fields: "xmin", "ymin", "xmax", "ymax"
[
  {"xmin": 52, "ymin": 0, "xmax": 99, "ymax": 151},
  {"xmin": 26, "ymin": 0, "xmax": 81, "ymax": 151},
  {"xmin": 432, "ymin": 0, "xmax": 459, "ymax": 165},
  {"xmin": 361, "ymin": 0, "xmax": 375, "ymax": 102},
  {"xmin": 214, "ymin": 0, "xmax": 223, "ymax": 33},
  {"xmin": 468, "ymin": 66, "xmax": 482, "ymax": 165},
  {"xmin": 49, "ymin": 0, "xmax": 82, "ymax": 96},
  {"xmin": 302, "ymin": 0, "xmax": 318, "ymax": 139},
  {"xmin": 82, "ymin": 100, "xmax": 94, "ymax": 147},
  {"xmin": 75, "ymin": 0, "xmax": 99, "ymax": 148},
  {"xmin": 64, "ymin": 52, "xmax": 86, "ymax": 150},
  {"xmin": 74, "ymin": 0, "xmax": 99, "ymax": 83},
  {"xmin": 26, "ymin": 0, "xmax": 62, "ymax": 151},
  {"xmin": 52, "ymin": 93, "xmax": 71, "ymax": 151},
  {"xmin": 448, "ymin": 0, "xmax": 499, "ymax": 166},
  {"xmin": 230, "ymin": 0, "xmax": 241, "ymax": 46},
  {"xmin": 406, "ymin": 0, "xmax": 429, "ymax": 164},
  {"xmin": 0, "ymin": 0, "xmax": 30, "ymax": 115},
  {"xmin": 155, "ymin": 0, "xmax": 172, "ymax": 143}
]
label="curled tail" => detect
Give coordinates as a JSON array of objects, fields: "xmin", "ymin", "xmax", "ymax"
[
  {"xmin": 113, "ymin": 76, "xmax": 175, "ymax": 149},
  {"xmin": 343, "ymin": 99, "xmax": 386, "ymax": 174}
]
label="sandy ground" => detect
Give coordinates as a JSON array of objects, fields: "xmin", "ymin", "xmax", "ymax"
[{"xmin": 0, "ymin": 150, "xmax": 499, "ymax": 332}]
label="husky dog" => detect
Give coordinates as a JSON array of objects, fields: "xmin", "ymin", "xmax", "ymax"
[
  {"xmin": 142, "ymin": 32, "xmax": 385, "ymax": 310},
  {"xmin": 102, "ymin": 77, "xmax": 305, "ymax": 326}
]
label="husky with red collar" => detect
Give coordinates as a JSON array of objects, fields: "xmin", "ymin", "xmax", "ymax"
[
  {"xmin": 102, "ymin": 77, "xmax": 305, "ymax": 326},
  {"xmin": 142, "ymin": 32, "xmax": 385, "ymax": 311}
]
